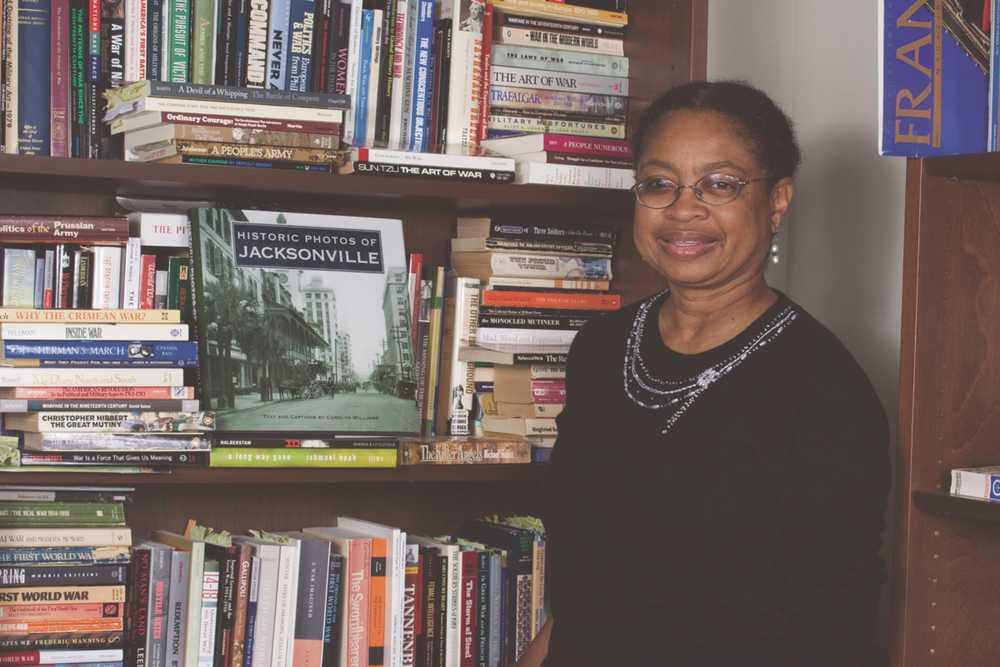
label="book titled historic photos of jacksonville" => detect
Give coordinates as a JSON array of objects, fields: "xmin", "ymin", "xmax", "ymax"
[{"xmin": 189, "ymin": 209, "xmax": 419, "ymax": 435}]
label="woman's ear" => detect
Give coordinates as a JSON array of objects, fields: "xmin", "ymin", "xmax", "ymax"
[{"xmin": 769, "ymin": 177, "xmax": 795, "ymax": 234}]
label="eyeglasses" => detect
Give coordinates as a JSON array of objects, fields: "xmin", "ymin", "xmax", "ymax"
[{"xmin": 631, "ymin": 173, "xmax": 773, "ymax": 209}]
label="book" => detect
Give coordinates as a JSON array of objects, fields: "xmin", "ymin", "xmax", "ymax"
[
  {"xmin": 489, "ymin": 86, "xmax": 626, "ymax": 117},
  {"xmin": 450, "ymin": 251, "xmax": 612, "ymax": 281},
  {"xmin": 487, "ymin": 112, "xmax": 625, "ymax": 138},
  {"xmin": 879, "ymin": 0, "xmax": 988, "ymax": 155},
  {"xmin": 457, "ymin": 344, "xmax": 569, "ymax": 365},
  {"xmin": 481, "ymin": 415, "xmax": 556, "ymax": 437},
  {"xmin": 489, "ymin": 0, "xmax": 625, "ymax": 26},
  {"xmin": 0, "ymin": 368, "xmax": 185, "ymax": 387},
  {"xmin": 209, "ymin": 448, "xmax": 398, "ymax": 467},
  {"xmin": 0, "ymin": 649, "xmax": 125, "ymax": 663},
  {"xmin": 0, "ymin": 545, "xmax": 131, "ymax": 564},
  {"xmin": 495, "ymin": 26, "xmax": 623, "ymax": 56},
  {"xmin": 20, "ymin": 431, "xmax": 211, "ymax": 451},
  {"xmin": 353, "ymin": 146, "xmax": 516, "ymax": 172},
  {"xmin": 0, "ymin": 340, "xmax": 197, "ymax": 364},
  {"xmin": 212, "ymin": 434, "xmax": 397, "ymax": 449},
  {"xmin": 0, "ymin": 486, "xmax": 133, "ymax": 502},
  {"xmin": 123, "ymin": 123, "xmax": 340, "ymax": 151},
  {"xmin": 490, "ymin": 43, "xmax": 628, "ymax": 77},
  {"xmin": 398, "ymin": 438, "xmax": 531, "ymax": 465},
  {"xmin": 0, "ymin": 386, "xmax": 194, "ymax": 399},
  {"xmin": 480, "ymin": 132, "xmax": 631, "ymax": 158},
  {"xmin": 4, "ymin": 410, "xmax": 215, "ymax": 433},
  {"xmin": 495, "ymin": 10, "xmax": 625, "ymax": 38},
  {"xmin": 104, "ymin": 80, "xmax": 350, "ymax": 110},
  {"xmin": 950, "ymin": 466, "xmax": 1000, "ymax": 500},
  {"xmin": 0, "ymin": 323, "xmax": 188, "ymax": 341},
  {"xmin": 189, "ymin": 208, "xmax": 418, "ymax": 435},
  {"xmin": 103, "ymin": 95, "xmax": 345, "ymax": 124},
  {"xmin": 514, "ymin": 160, "xmax": 634, "ymax": 188},
  {"xmin": 0, "ymin": 501, "xmax": 126, "ymax": 526},
  {"xmin": 109, "ymin": 110, "xmax": 343, "ymax": 135},
  {"xmin": 18, "ymin": 450, "xmax": 211, "ymax": 466},
  {"xmin": 0, "ymin": 529, "xmax": 132, "ymax": 548},
  {"xmin": 456, "ymin": 216, "xmax": 615, "ymax": 246},
  {"xmin": 128, "ymin": 212, "xmax": 191, "ymax": 247},
  {"xmin": 1, "ymin": 249, "xmax": 37, "ymax": 307},
  {"xmin": 479, "ymin": 289, "xmax": 619, "ymax": 310}
]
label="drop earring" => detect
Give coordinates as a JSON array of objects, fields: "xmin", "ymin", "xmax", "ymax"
[{"xmin": 769, "ymin": 240, "xmax": 780, "ymax": 264}]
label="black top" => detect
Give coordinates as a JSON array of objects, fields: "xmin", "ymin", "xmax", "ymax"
[{"xmin": 542, "ymin": 290, "xmax": 890, "ymax": 667}]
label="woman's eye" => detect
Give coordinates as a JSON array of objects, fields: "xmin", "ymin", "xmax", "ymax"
[
  {"xmin": 704, "ymin": 176, "xmax": 739, "ymax": 192},
  {"xmin": 644, "ymin": 178, "xmax": 675, "ymax": 192}
]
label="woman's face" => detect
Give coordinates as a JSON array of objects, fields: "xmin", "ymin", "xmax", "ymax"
[{"xmin": 632, "ymin": 110, "xmax": 793, "ymax": 292}]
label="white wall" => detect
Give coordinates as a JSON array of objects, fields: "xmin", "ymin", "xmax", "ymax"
[{"xmin": 707, "ymin": 0, "xmax": 907, "ymax": 652}]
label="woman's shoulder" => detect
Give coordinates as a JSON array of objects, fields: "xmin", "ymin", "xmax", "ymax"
[{"xmin": 571, "ymin": 290, "xmax": 661, "ymax": 351}]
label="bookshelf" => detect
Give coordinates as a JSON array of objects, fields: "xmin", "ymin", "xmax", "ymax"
[
  {"xmin": 0, "ymin": 1, "xmax": 709, "ymax": 540},
  {"xmin": 891, "ymin": 155, "xmax": 1000, "ymax": 666}
]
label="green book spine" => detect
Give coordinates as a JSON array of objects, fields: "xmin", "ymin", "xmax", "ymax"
[
  {"xmin": 191, "ymin": 0, "xmax": 215, "ymax": 83},
  {"xmin": 0, "ymin": 501, "xmax": 126, "ymax": 526},
  {"xmin": 210, "ymin": 448, "xmax": 398, "ymax": 468},
  {"xmin": 166, "ymin": 0, "xmax": 191, "ymax": 82},
  {"xmin": 167, "ymin": 256, "xmax": 189, "ymax": 309}
]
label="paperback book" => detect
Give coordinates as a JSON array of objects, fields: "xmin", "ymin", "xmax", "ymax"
[{"xmin": 189, "ymin": 209, "xmax": 419, "ymax": 435}]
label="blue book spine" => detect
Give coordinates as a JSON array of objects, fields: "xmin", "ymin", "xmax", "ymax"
[
  {"xmin": 0, "ymin": 546, "xmax": 132, "ymax": 564},
  {"xmin": 267, "ymin": 0, "xmax": 292, "ymax": 89},
  {"xmin": 408, "ymin": 0, "xmax": 433, "ymax": 152},
  {"xmin": 18, "ymin": 0, "xmax": 52, "ymax": 155},
  {"xmin": 2, "ymin": 340, "xmax": 199, "ymax": 363},
  {"xmin": 881, "ymin": 0, "xmax": 988, "ymax": 156},
  {"xmin": 286, "ymin": 0, "xmax": 315, "ymax": 92},
  {"xmin": 320, "ymin": 553, "xmax": 343, "ymax": 667},
  {"xmin": 354, "ymin": 8, "xmax": 374, "ymax": 143},
  {"xmin": 147, "ymin": 0, "xmax": 164, "ymax": 81},
  {"xmin": 232, "ymin": 0, "xmax": 250, "ymax": 86},
  {"xmin": 242, "ymin": 555, "xmax": 260, "ymax": 667}
]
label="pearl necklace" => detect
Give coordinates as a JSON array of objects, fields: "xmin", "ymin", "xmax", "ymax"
[{"xmin": 623, "ymin": 291, "xmax": 799, "ymax": 434}]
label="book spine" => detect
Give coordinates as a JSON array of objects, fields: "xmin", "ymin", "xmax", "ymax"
[
  {"xmin": 310, "ymin": 0, "xmax": 330, "ymax": 91},
  {"xmin": 489, "ymin": 85, "xmax": 625, "ymax": 117},
  {"xmin": 397, "ymin": 440, "xmax": 530, "ymax": 465},
  {"xmin": 352, "ymin": 9, "xmax": 373, "ymax": 143},
  {"xmin": 482, "ymin": 253, "xmax": 611, "ymax": 280},
  {"xmin": 69, "ymin": 0, "xmax": 87, "ymax": 157},
  {"xmin": 373, "ymin": 0, "xmax": 396, "ymax": 147},
  {"xmin": 146, "ymin": 548, "xmax": 173, "ymax": 667},
  {"xmin": 121, "ymin": 238, "xmax": 142, "ymax": 309},
  {"xmin": 190, "ymin": 0, "xmax": 215, "ymax": 84},
  {"xmin": 50, "ymin": 0, "xmax": 70, "ymax": 157},
  {"xmin": 243, "ymin": 0, "xmax": 267, "ymax": 86},
  {"xmin": 487, "ymin": 112, "xmax": 624, "ymax": 138},
  {"xmin": 540, "ymin": 132, "xmax": 629, "ymax": 156},
  {"xmin": 459, "ymin": 551, "xmax": 476, "ymax": 667},
  {"xmin": 490, "ymin": 65, "xmax": 626, "ymax": 96},
  {"xmin": 3, "ymin": 0, "xmax": 18, "ymax": 154},
  {"xmin": 476, "ymin": 310, "xmax": 590, "ymax": 330},
  {"xmin": 444, "ymin": 278, "xmax": 480, "ymax": 437},
  {"xmin": 197, "ymin": 561, "xmax": 220, "ymax": 667},
  {"xmin": 3, "ymin": 385, "xmax": 193, "ymax": 398},
  {"xmin": 0, "ymin": 323, "xmax": 188, "ymax": 341},
  {"xmin": 475, "ymin": 552, "xmax": 488, "ymax": 667},
  {"xmin": 19, "ymin": 451, "xmax": 211, "ymax": 466},
  {"xmin": 407, "ymin": 0, "xmax": 433, "ymax": 152},
  {"xmin": 386, "ymin": 0, "xmax": 407, "ymax": 148},
  {"xmin": 114, "ymin": 110, "xmax": 341, "ymax": 134},
  {"xmin": 443, "ymin": 9, "xmax": 482, "ymax": 150},
  {"xmin": 0, "ymin": 585, "xmax": 127, "ymax": 604},
  {"xmin": 0, "ymin": 649, "xmax": 125, "ymax": 664},
  {"xmin": 126, "ymin": 548, "xmax": 152, "ymax": 667},
  {"xmin": 0, "ymin": 501, "xmax": 125, "ymax": 526},
  {"xmin": 0, "ymin": 564, "xmax": 127, "ymax": 586},
  {"xmin": 227, "ymin": 545, "xmax": 252, "ymax": 667},
  {"xmin": 269, "ymin": 545, "xmax": 296, "ymax": 667},
  {"xmin": 356, "ymin": 146, "xmax": 512, "ymax": 170},
  {"xmin": 950, "ymin": 469, "xmax": 1000, "ymax": 500},
  {"xmin": 166, "ymin": 551, "xmax": 190, "ymax": 667},
  {"xmin": 320, "ymin": 553, "xmax": 343, "ymax": 667},
  {"xmin": 401, "ymin": 548, "xmax": 420, "ymax": 667},
  {"xmin": 286, "ymin": 0, "xmax": 315, "ymax": 92},
  {"xmin": 495, "ymin": 25, "xmax": 622, "ymax": 55},
  {"xmin": 292, "ymin": 539, "xmax": 329, "ymax": 667},
  {"xmin": 365, "ymin": 539, "xmax": 386, "ymax": 667},
  {"xmin": 514, "ymin": 160, "xmax": 634, "ymax": 188},
  {"xmin": 2, "ymin": 341, "xmax": 195, "ymax": 362},
  {"xmin": 535, "ymin": 150, "xmax": 631, "ymax": 168},
  {"xmin": 489, "ymin": 0, "xmax": 626, "ymax": 26},
  {"xmin": 216, "ymin": 0, "xmax": 237, "ymax": 85},
  {"xmin": 476, "ymin": 1, "xmax": 492, "ymax": 145},
  {"xmin": 475, "ymin": 328, "xmax": 576, "ymax": 347},
  {"xmin": 241, "ymin": 554, "xmax": 261, "ymax": 667},
  {"xmin": 122, "ymin": 0, "xmax": 141, "ymax": 81},
  {"xmin": 0, "ymin": 530, "xmax": 130, "ymax": 548},
  {"xmin": 444, "ymin": 547, "xmax": 460, "ymax": 667},
  {"xmin": 90, "ymin": 247, "xmax": 123, "ymax": 310},
  {"xmin": 267, "ymin": 0, "xmax": 291, "ymax": 89},
  {"xmin": 231, "ymin": 0, "xmax": 249, "ymax": 85},
  {"xmin": 363, "ymin": 8, "xmax": 383, "ymax": 147},
  {"xmin": 346, "ymin": 539, "xmax": 370, "ymax": 667},
  {"xmin": 166, "ymin": 140, "xmax": 341, "ymax": 162},
  {"xmin": 496, "ymin": 10, "xmax": 624, "ymax": 38},
  {"xmin": 354, "ymin": 161, "xmax": 514, "ymax": 182},
  {"xmin": 147, "ymin": 0, "xmax": 163, "ymax": 80},
  {"xmin": 480, "ymin": 290, "xmax": 619, "ymax": 310},
  {"xmin": 430, "ymin": 18, "xmax": 449, "ymax": 150},
  {"xmin": 0, "ymin": 546, "xmax": 130, "ymax": 565},
  {"xmin": 487, "ymin": 554, "xmax": 500, "ymax": 667},
  {"xmin": 209, "ymin": 448, "xmax": 397, "ymax": 468},
  {"xmin": 339, "ymin": 0, "xmax": 362, "ymax": 144},
  {"xmin": 212, "ymin": 546, "xmax": 239, "ymax": 667},
  {"xmin": 0, "ymin": 633, "xmax": 124, "ymax": 651},
  {"xmin": 18, "ymin": 0, "xmax": 52, "ymax": 155},
  {"xmin": 324, "ymin": 1, "xmax": 348, "ymax": 94},
  {"xmin": 486, "ymin": 276, "xmax": 608, "ymax": 291},
  {"xmin": 107, "ymin": 99, "xmax": 334, "ymax": 125},
  {"xmin": 0, "ymin": 216, "xmax": 128, "ymax": 243}
]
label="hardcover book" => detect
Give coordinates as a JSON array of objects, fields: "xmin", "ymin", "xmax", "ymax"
[
  {"xmin": 880, "ymin": 0, "xmax": 989, "ymax": 155},
  {"xmin": 189, "ymin": 208, "xmax": 419, "ymax": 435}
]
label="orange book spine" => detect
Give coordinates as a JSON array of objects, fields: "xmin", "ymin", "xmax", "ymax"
[
  {"xmin": 480, "ymin": 290, "xmax": 621, "ymax": 311},
  {"xmin": 367, "ymin": 538, "xmax": 387, "ymax": 667},
  {"xmin": 0, "ymin": 617, "xmax": 125, "ymax": 634}
]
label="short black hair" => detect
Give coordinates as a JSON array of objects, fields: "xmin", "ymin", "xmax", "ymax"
[{"xmin": 632, "ymin": 80, "xmax": 801, "ymax": 179}]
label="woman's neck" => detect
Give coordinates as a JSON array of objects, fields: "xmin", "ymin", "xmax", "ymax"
[{"xmin": 658, "ymin": 279, "xmax": 777, "ymax": 355}]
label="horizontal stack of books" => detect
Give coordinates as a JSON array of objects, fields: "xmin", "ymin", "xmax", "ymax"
[
  {"xmin": 482, "ymin": 0, "xmax": 633, "ymax": 188},
  {"xmin": 0, "ymin": 214, "xmax": 210, "ymax": 472},
  {"xmin": 123, "ymin": 514, "xmax": 545, "ymax": 667},
  {"xmin": 0, "ymin": 484, "xmax": 133, "ymax": 660},
  {"xmin": 442, "ymin": 215, "xmax": 619, "ymax": 455},
  {"xmin": 105, "ymin": 81, "xmax": 351, "ymax": 173}
]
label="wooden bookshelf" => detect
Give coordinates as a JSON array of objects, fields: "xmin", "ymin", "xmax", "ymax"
[
  {"xmin": 891, "ymin": 156, "xmax": 1000, "ymax": 666},
  {"xmin": 0, "ymin": 0, "xmax": 708, "ymax": 540}
]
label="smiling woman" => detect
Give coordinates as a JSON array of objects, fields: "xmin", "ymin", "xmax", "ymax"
[{"xmin": 523, "ymin": 81, "xmax": 891, "ymax": 667}]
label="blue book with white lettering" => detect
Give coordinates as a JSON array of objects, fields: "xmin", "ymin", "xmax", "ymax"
[
  {"xmin": 267, "ymin": 0, "xmax": 292, "ymax": 89},
  {"xmin": 408, "ymin": 0, "xmax": 435, "ymax": 152},
  {"xmin": 18, "ymin": 0, "xmax": 52, "ymax": 155},
  {"xmin": 286, "ymin": 0, "xmax": 315, "ymax": 91},
  {"xmin": 354, "ymin": 9, "xmax": 375, "ymax": 144},
  {"xmin": 880, "ymin": 0, "xmax": 989, "ymax": 155},
  {"xmin": 1, "ymin": 340, "xmax": 199, "ymax": 365}
]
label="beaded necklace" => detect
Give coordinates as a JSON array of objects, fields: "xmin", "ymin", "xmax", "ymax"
[{"xmin": 623, "ymin": 291, "xmax": 799, "ymax": 434}]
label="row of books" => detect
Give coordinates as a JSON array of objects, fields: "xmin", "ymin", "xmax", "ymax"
[{"xmin": 0, "ymin": 485, "xmax": 133, "ymax": 659}]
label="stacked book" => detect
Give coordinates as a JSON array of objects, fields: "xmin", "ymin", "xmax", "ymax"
[
  {"xmin": 0, "ymin": 214, "xmax": 210, "ymax": 472},
  {"xmin": 482, "ymin": 0, "xmax": 633, "ymax": 188},
  {"xmin": 445, "ymin": 216, "xmax": 619, "ymax": 447},
  {"xmin": 130, "ymin": 514, "xmax": 545, "ymax": 667},
  {"xmin": 0, "ymin": 484, "xmax": 133, "ymax": 660},
  {"xmin": 104, "ymin": 81, "xmax": 350, "ymax": 173}
]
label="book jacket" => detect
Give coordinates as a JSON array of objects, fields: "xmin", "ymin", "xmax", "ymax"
[
  {"xmin": 880, "ymin": 0, "xmax": 989, "ymax": 155},
  {"xmin": 189, "ymin": 208, "xmax": 419, "ymax": 435}
]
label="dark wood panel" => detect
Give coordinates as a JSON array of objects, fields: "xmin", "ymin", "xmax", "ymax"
[
  {"xmin": 924, "ymin": 151, "xmax": 1000, "ymax": 182},
  {"xmin": 914, "ymin": 491, "xmax": 1000, "ymax": 524}
]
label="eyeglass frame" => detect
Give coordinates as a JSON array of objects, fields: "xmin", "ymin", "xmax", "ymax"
[{"xmin": 631, "ymin": 173, "xmax": 775, "ymax": 209}]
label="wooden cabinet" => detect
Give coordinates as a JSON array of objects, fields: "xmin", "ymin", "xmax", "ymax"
[
  {"xmin": 892, "ymin": 155, "xmax": 1000, "ymax": 666},
  {"xmin": 0, "ymin": 1, "xmax": 707, "ymax": 539}
]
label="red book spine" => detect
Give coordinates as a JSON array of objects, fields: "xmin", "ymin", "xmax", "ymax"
[
  {"xmin": 0, "ymin": 652, "xmax": 40, "ymax": 665},
  {"xmin": 477, "ymin": 3, "xmax": 493, "ymax": 144},
  {"xmin": 139, "ymin": 255, "xmax": 157, "ymax": 309},
  {"xmin": 407, "ymin": 253, "xmax": 423, "ymax": 347},
  {"xmin": 50, "ymin": 0, "xmax": 71, "ymax": 157},
  {"xmin": 460, "ymin": 551, "xmax": 477, "ymax": 667},
  {"xmin": 480, "ymin": 289, "xmax": 620, "ymax": 311},
  {"xmin": 542, "ymin": 134, "xmax": 632, "ymax": 158},
  {"xmin": 157, "ymin": 111, "xmax": 342, "ymax": 135},
  {"xmin": 531, "ymin": 379, "xmax": 566, "ymax": 404}
]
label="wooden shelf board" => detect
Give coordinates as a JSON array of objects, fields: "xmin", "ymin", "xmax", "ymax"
[
  {"xmin": 912, "ymin": 489, "xmax": 1000, "ymax": 523},
  {"xmin": 0, "ymin": 464, "xmax": 547, "ymax": 486},
  {"xmin": 0, "ymin": 154, "xmax": 634, "ymax": 213},
  {"xmin": 923, "ymin": 152, "xmax": 1000, "ymax": 182}
]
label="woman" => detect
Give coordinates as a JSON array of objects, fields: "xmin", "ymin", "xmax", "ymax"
[{"xmin": 522, "ymin": 81, "xmax": 890, "ymax": 666}]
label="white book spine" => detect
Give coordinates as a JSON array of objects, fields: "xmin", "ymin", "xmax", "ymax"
[
  {"xmin": 124, "ymin": 0, "xmax": 142, "ymax": 81},
  {"xmin": 3, "ymin": 0, "xmax": 17, "ymax": 154},
  {"xmin": 0, "ymin": 322, "xmax": 190, "ymax": 340},
  {"xmin": 35, "ymin": 650, "xmax": 126, "ymax": 663},
  {"xmin": 197, "ymin": 567, "xmax": 219, "ymax": 666},
  {"xmin": 250, "ymin": 545, "xmax": 280, "ymax": 667},
  {"xmin": 122, "ymin": 238, "xmax": 143, "ymax": 309},
  {"xmin": 0, "ymin": 367, "xmax": 186, "ymax": 387},
  {"xmin": 112, "ymin": 97, "xmax": 344, "ymax": 123},
  {"xmin": 271, "ymin": 543, "xmax": 298, "ymax": 667},
  {"xmin": 365, "ymin": 10, "xmax": 383, "ymax": 148},
  {"xmin": 490, "ymin": 65, "xmax": 628, "ymax": 96},
  {"xmin": 489, "ymin": 43, "xmax": 629, "ymax": 77},
  {"xmin": 392, "ymin": 529, "xmax": 406, "ymax": 667},
  {"xmin": 497, "ymin": 26, "xmax": 623, "ymax": 55},
  {"xmin": 514, "ymin": 161, "xmax": 635, "ymax": 189},
  {"xmin": 91, "ymin": 247, "xmax": 124, "ymax": 309},
  {"xmin": 284, "ymin": 541, "xmax": 300, "ymax": 666},
  {"xmin": 445, "ymin": 546, "xmax": 461, "ymax": 667},
  {"xmin": 483, "ymin": 253, "xmax": 612, "ymax": 281},
  {"xmin": 135, "ymin": 213, "xmax": 192, "ymax": 247},
  {"xmin": 950, "ymin": 468, "xmax": 1000, "ymax": 499},
  {"xmin": 342, "ymin": 0, "xmax": 364, "ymax": 145},
  {"xmin": 183, "ymin": 544, "xmax": 205, "ymax": 667},
  {"xmin": 0, "ymin": 527, "xmax": 132, "ymax": 547},
  {"xmin": 388, "ymin": 0, "xmax": 411, "ymax": 149},
  {"xmin": 439, "ymin": 0, "xmax": 484, "ymax": 151},
  {"xmin": 154, "ymin": 270, "xmax": 169, "ymax": 309},
  {"xmin": 446, "ymin": 277, "xmax": 480, "ymax": 436},
  {"xmin": 476, "ymin": 327, "xmax": 577, "ymax": 347},
  {"xmin": 360, "ymin": 147, "xmax": 514, "ymax": 171}
]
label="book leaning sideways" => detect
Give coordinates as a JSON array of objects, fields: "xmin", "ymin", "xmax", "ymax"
[
  {"xmin": 879, "ymin": 0, "xmax": 989, "ymax": 155},
  {"xmin": 189, "ymin": 209, "xmax": 419, "ymax": 435}
]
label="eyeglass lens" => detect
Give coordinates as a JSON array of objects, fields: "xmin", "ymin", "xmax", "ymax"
[{"xmin": 636, "ymin": 174, "xmax": 746, "ymax": 208}]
